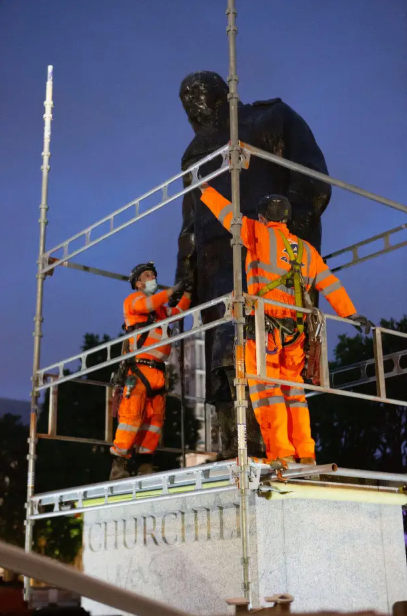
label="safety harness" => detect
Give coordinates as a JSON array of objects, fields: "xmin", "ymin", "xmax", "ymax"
[
  {"xmin": 256, "ymin": 230, "xmax": 305, "ymax": 334},
  {"xmin": 119, "ymin": 312, "xmax": 167, "ymax": 398}
]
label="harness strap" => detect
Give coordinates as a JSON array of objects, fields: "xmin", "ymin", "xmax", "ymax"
[
  {"xmin": 136, "ymin": 312, "xmax": 157, "ymax": 350},
  {"xmin": 134, "ymin": 358, "xmax": 166, "ymax": 372},
  {"xmin": 256, "ymin": 231, "xmax": 305, "ymax": 333},
  {"xmin": 130, "ymin": 363, "xmax": 166, "ymax": 398},
  {"xmin": 122, "ymin": 312, "xmax": 157, "ymax": 349}
]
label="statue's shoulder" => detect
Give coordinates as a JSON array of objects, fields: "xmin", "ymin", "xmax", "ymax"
[
  {"xmin": 249, "ymin": 98, "xmax": 304, "ymax": 129},
  {"xmin": 181, "ymin": 135, "xmax": 204, "ymax": 170},
  {"xmin": 251, "ymin": 97, "xmax": 283, "ymax": 108},
  {"xmin": 181, "ymin": 128, "xmax": 226, "ymax": 170}
]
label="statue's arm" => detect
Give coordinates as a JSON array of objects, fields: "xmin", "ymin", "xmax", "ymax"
[{"xmin": 173, "ymin": 175, "xmax": 197, "ymax": 302}]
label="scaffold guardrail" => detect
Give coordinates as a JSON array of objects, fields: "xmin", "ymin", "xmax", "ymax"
[
  {"xmin": 40, "ymin": 145, "xmax": 229, "ymax": 275},
  {"xmin": 36, "ymin": 291, "xmax": 407, "ymax": 409},
  {"xmin": 26, "ymin": 459, "xmax": 407, "ymax": 522},
  {"xmin": 36, "ymin": 294, "xmax": 232, "ymax": 389}
]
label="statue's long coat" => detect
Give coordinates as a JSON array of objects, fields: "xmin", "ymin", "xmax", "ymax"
[{"xmin": 175, "ymin": 98, "xmax": 331, "ymax": 402}]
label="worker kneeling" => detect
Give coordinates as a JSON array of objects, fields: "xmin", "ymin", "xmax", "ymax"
[
  {"xmin": 200, "ymin": 184, "xmax": 372, "ymax": 467},
  {"xmin": 110, "ymin": 262, "xmax": 191, "ymax": 480}
]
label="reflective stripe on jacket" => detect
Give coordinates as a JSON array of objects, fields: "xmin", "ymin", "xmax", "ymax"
[
  {"xmin": 123, "ymin": 289, "xmax": 191, "ymax": 361},
  {"xmin": 200, "ymin": 186, "xmax": 356, "ymax": 319}
]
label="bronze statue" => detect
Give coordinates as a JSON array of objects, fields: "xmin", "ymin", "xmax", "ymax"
[{"xmin": 173, "ymin": 71, "xmax": 331, "ymax": 458}]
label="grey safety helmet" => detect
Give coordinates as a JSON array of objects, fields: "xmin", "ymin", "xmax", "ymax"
[
  {"xmin": 129, "ymin": 261, "xmax": 157, "ymax": 290},
  {"xmin": 257, "ymin": 194, "xmax": 292, "ymax": 223}
]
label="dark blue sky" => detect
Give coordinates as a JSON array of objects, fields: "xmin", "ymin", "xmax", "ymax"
[{"xmin": 0, "ymin": 1, "xmax": 406, "ymax": 401}]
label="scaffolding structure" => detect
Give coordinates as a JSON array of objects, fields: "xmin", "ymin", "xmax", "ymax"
[{"xmin": 25, "ymin": 0, "xmax": 407, "ymax": 605}]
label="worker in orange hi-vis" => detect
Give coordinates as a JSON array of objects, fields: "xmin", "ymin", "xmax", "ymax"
[
  {"xmin": 199, "ymin": 183, "xmax": 373, "ymax": 468},
  {"xmin": 110, "ymin": 262, "xmax": 192, "ymax": 480}
]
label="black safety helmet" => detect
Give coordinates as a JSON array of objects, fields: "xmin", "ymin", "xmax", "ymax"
[
  {"xmin": 257, "ymin": 194, "xmax": 292, "ymax": 223},
  {"xmin": 129, "ymin": 261, "xmax": 157, "ymax": 290}
]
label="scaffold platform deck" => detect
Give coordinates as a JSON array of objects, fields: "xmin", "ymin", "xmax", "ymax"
[{"xmin": 28, "ymin": 460, "xmax": 407, "ymax": 521}]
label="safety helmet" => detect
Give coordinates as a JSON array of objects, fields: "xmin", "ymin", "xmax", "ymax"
[
  {"xmin": 129, "ymin": 261, "xmax": 157, "ymax": 289},
  {"xmin": 257, "ymin": 194, "xmax": 292, "ymax": 223}
]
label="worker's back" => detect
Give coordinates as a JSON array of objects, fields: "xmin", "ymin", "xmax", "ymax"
[{"xmin": 244, "ymin": 220, "xmax": 315, "ymax": 320}]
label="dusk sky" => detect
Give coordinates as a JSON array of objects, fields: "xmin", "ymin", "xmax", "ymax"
[{"xmin": 1, "ymin": 1, "xmax": 406, "ymax": 401}]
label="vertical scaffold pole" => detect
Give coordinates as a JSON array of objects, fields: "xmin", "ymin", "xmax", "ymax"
[
  {"xmin": 226, "ymin": 0, "xmax": 251, "ymax": 601},
  {"xmin": 24, "ymin": 65, "xmax": 54, "ymax": 602}
]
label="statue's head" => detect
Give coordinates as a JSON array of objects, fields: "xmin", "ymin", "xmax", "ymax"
[{"xmin": 180, "ymin": 71, "xmax": 229, "ymax": 131}]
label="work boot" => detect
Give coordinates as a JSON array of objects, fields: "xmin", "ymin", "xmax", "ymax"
[
  {"xmin": 281, "ymin": 455, "xmax": 296, "ymax": 465},
  {"xmin": 109, "ymin": 457, "xmax": 130, "ymax": 481},
  {"xmin": 137, "ymin": 463, "xmax": 159, "ymax": 476},
  {"xmin": 299, "ymin": 457, "xmax": 316, "ymax": 465},
  {"xmin": 250, "ymin": 457, "xmax": 289, "ymax": 470},
  {"xmin": 298, "ymin": 457, "xmax": 319, "ymax": 480},
  {"xmin": 136, "ymin": 454, "xmax": 157, "ymax": 476}
]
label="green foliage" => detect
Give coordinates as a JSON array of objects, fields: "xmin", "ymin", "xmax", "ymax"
[
  {"xmin": 309, "ymin": 315, "xmax": 407, "ymax": 473},
  {"xmin": 0, "ymin": 414, "xmax": 28, "ymax": 546},
  {"xmin": 36, "ymin": 517, "xmax": 83, "ymax": 564}
]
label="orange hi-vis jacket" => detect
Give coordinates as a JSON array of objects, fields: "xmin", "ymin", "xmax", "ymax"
[
  {"xmin": 123, "ymin": 289, "xmax": 191, "ymax": 362},
  {"xmin": 200, "ymin": 186, "xmax": 356, "ymax": 320}
]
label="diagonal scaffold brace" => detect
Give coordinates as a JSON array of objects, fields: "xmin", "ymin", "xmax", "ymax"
[{"xmin": 226, "ymin": 0, "xmax": 252, "ymax": 602}]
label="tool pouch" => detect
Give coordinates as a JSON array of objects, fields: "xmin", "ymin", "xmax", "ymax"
[{"xmin": 304, "ymin": 330, "xmax": 322, "ymax": 385}]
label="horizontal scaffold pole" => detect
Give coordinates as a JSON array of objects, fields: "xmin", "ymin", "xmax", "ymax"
[
  {"xmin": 41, "ymin": 145, "xmax": 229, "ymax": 275},
  {"xmin": 36, "ymin": 294, "xmax": 232, "ymax": 391},
  {"xmin": 243, "ymin": 142, "xmax": 407, "ymax": 215}
]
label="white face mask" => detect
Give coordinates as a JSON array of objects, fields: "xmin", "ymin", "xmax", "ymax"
[{"xmin": 144, "ymin": 279, "xmax": 158, "ymax": 295}]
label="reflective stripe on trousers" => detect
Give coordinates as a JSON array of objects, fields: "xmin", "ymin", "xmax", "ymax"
[
  {"xmin": 110, "ymin": 365, "xmax": 165, "ymax": 458},
  {"xmin": 245, "ymin": 331, "xmax": 315, "ymax": 460}
]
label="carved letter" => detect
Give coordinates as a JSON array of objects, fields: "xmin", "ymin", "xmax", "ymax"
[
  {"xmin": 192, "ymin": 507, "xmax": 211, "ymax": 542},
  {"xmin": 218, "ymin": 506, "xmax": 224, "ymax": 540},
  {"xmin": 143, "ymin": 515, "xmax": 159, "ymax": 546},
  {"xmin": 113, "ymin": 519, "xmax": 119, "ymax": 550},
  {"xmin": 123, "ymin": 517, "xmax": 138, "ymax": 549},
  {"xmin": 162, "ymin": 512, "xmax": 178, "ymax": 545},
  {"xmin": 88, "ymin": 522, "xmax": 102, "ymax": 552},
  {"xmin": 180, "ymin": 511, "xmax": 186, "ymax": 544}
]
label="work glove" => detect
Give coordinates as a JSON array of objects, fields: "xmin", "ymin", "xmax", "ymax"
[
  {"xmin": 169, "ymin": 280, "xmax": 186, "ymax": 307},
  {"xmin": 172, "ymin": 276, "xmax": 194, "ymax": 295},
  {"xmin": 348, "ymin": 313, "xmax": 375, "ymax": 335},
  {"xmin": 183, "ymin": 275, "xmax": 194, "ymax": 294},
  {"xmin": 172, "ymin": 280, "xmax": 185, "ymax": 295}
]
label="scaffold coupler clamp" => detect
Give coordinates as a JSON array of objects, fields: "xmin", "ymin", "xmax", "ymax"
[
  {"xmin": 227, "ymin": 140, "xmax": 250, "ymax": 170},
  {"xmin": 248, "ymin": 463, "xmax": 261, "ymax": 490},
  {"xmin": 265, "ymin": 594, "xmax": 294, "ymax": 612},
  {"xmin": 231, "ymin": 460, "xmax": 260, "ymax": 490},
  {"xmin": 226, "ymin": 597, "xmax": 250, "ymax": 615},
  {"xmin": 230, "ymin": 217, "xmax": 244, "ymax": 248}
]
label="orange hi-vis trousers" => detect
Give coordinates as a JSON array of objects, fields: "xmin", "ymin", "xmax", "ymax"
[
  {"xmin": 246, "ymin": 329, "xmax": 315, "ymax": 460},
  {"xmin": 110, "ymin": 365, "xmax": 165, "ymax": 458}
]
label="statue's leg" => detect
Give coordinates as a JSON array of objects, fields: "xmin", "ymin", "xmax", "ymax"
[
  {"xmin": 210, "ymin": 366, "xmax": 266, "ymax": 460},
  {"xmin": 224, "ymin": 367, "xmax": 265, "ymax": 458},
  {"xmin": 210, "ymin": 366, "xmax": 238, "ymax": 460}
]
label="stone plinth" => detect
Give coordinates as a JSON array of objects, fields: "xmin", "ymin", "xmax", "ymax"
[{"xmin": 81, "ymin": 484, "xmax": 407, "ymax": 615}]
